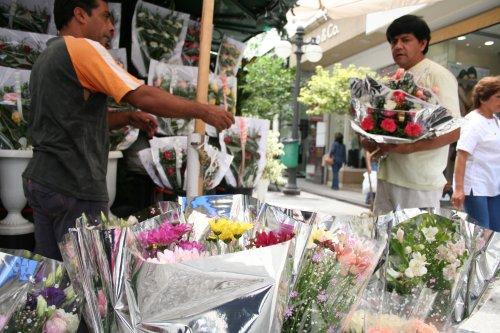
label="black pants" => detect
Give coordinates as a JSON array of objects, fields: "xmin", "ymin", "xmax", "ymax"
[{"xmin": 23, "ymin": 179, "xmax": 108, "ymax": 261}]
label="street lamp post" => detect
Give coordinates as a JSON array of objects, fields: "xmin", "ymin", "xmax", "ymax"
[{"xmin": 275, "ymin": 26, "xmax": 322, "ymax": 195}]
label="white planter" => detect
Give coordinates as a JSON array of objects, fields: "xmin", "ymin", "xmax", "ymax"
[
  {"xmin": 0, "ymin": 149, "xmax": 34, "ymax": 235},
  {"xmin": 107, "ymin": 151, "xmax": 123, "ymax": 216},
  {"xmin": 253, "ymin": 178, "xmax": 270, "ymax": 203}
]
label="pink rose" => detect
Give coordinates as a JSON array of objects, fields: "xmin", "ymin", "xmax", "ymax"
[
  {"xmin": 97, "ymin": 289, "xmax": 107, "ymax": 317},
  {"xmin": 43, "ymin": 317, "xmax": 67, "ymax": 333}
]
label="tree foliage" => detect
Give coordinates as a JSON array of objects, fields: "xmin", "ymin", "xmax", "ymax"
[
  {"xmin": 299, "ymin": 63, "xmax": 379, "ymax": 115},
  {"xmin": 239, "ymin": 55, "xmax": 294, "ymax": 121}
]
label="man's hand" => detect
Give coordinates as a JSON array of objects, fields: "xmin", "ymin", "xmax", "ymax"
[
  {"xmin": 378, "ymin": 143, "xmax": 414, "ymax": 155},
  {"xmin": 128, "ymin": 111, "xmax": 158, "ymax": 138},
  {"xmin": 202, "ymin": 105, "xmax": 235, "ymax": 131}
]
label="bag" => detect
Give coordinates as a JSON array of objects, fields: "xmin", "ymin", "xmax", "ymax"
[
  {"xmin": 322, "ymin": 154, "xmax": 334, "ymax": 166},
  {"xmin": 362, "ymin": 171, "xmax": 377, "ymax": 195}
]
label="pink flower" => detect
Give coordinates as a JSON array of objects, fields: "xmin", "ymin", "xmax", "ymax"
[
  {"xmin": 360, "ymin": 116, "xmax": 375, "ymax": 131},
  {"xmin": 178, "ymin": 240, "xmax": 204, "ymax": 251},
  {"xmin": 312, "ymin": 252, "xmax": 322, "ymax": 263},
  {"xmin": 284, "ymin": 307, "xmax": 294, "ymax": 319},
  {"xmin": 138, "ymin": 222, "xmax": 192, "ymax": 250},
  {"xmin": 393, "ymin": 68, "xmax": 405, "ymax": 80},
  {"xmin": 317, "ymin": 290, "xmax": 328, "ymax": 303},
  {"xmin": 338, "ymin": 242, "xmax": 374, "ymax": 278},
  {"xmin": 404, "ymin": 122, "xmax": 422, "ymax": 137},
  {"xmin": 415, "ymin": 89, "xmax": 426, "ymax": 100},
  {"xmin": 404, "ymin": 319, "xmax": 438, "ymax": 333},
  {"xmin": 97, "ymin": 289, "xmax": 107, "ymax": 318},
  {"xmin": 0, "ymin": 315, "xmax": 7, "ymax": 330},
  {"xmin": 290, "ymin": 291, "xmax": 299, "ymax": 299},
  {"xmin": 147, "ymin": 247, "xmax": 206, "ymax": 264},
  {"xmin": 43, "ymin": 316, "xmax": 67, "ymax": 333},
  {"xmin": 2, "ymin": 92, "xmax": 19, "ymax": 102},
  {"xmin": 380, "ymin": 118, "xmax": 397, "ymax": 133}
]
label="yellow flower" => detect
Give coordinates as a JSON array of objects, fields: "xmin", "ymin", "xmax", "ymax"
[
  {"xmin": 11, "ymin": 111, "xmax": 22, "ymax": 125},
  {"xmin": 206, "ymin": 232, "xmax": 218, "ymax": 242},
  {"xmin": 210, "ymin": 82, "xmax": 219, "ymax": 93},
  {"xmin": 231, "ymin": 222, "xmax": 253, "ymax": 239},
  {"xmin": 209, "ymin": 218, "xmax": 228, "ymax": 236},
  {"xmin": 310, "ymin": 227, "xmax": 331, "ymax": 245},
  {"xmin": 219, "ymin": 229, "xmax": 234, "ymax": 244}
]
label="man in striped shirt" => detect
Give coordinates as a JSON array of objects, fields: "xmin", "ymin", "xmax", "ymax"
[{"xmin": 23, "ymin": 0, "xmax": 234, "ymax": 260}]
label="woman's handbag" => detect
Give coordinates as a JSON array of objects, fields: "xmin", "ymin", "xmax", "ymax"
[{"xmin": 322, "ymin": 154, "xmax": 334, "ymax": 166}]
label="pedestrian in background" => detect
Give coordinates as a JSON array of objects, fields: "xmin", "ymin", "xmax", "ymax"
[
  {"xmin": 329, "ymin": 132, "xmax": 346, "ymax": 190},
  {"xmin": 452, "ymin": 76, "xmax": 500, "ymax": 231}
]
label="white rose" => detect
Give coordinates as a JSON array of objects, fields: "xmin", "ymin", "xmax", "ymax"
[{"xmin": 385, "ymin": 99, "xmax": 397, "ymax": 110}]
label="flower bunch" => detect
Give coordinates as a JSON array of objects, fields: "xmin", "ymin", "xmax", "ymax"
[
  {"xmin": 263, "ymin": 130, "xmax": 286, "ymax": 185},
  {"xmin": 0, "ymin": 81, "xmax": 31, "ymax": 149},
  {"xmin": 223, "ymin": 126, "xmax": 262, "ymax": 188},
  {"xmin": 207, "ymin": 217, "xmax": 253, "ymax": 244},
  {"xmin": 387, "ymin": 213, "xmax": 469, "ymax": 295},
  {"xmin": 138, "ymin": 220, "xmax": 193, "ymax": 255},
  {"xmin": 208, "ymin": 76, "xmax": 236, "ymax": 114},
  {"xmin": 3, "ymin": 259, "xmax": 81, "ymax": 333},
  {"xmin": 182, "ymin": 20, "xmax": 200, "ymax": 66},
  {"xmin": 283, "ymin": 227, "xmax": 380, "ymax": 333},
  {"xmin": 354, "ymin": 70, "xmax": 441, "ymax": 140},
  {"xmin": 216, "ymin": 36, "xmax": 245, "ymax": 77},
  {"xmin": 0, "ymin": 39, "xmax": 42, "ymax": 69},
  {"xmin": 0, "ymin": 3, "xmax": 51, "ymax": 33},
  {"xmin": 249, "ymin": 223, "xmax": 295, "ymax": 248},
  {"xmin": 159, "ymin": 147, "xmax": 186, "ymax": 191},
  {"xmin": 347, "ymin": 311, "xmax": 439, "ymax": 333},
  {"xmin": 135, "ymin": 6, "xmax": 185, "ymax": 62}
]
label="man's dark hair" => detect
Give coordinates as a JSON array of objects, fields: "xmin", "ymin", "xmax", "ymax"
[
  {"xmin": 386, "ymin": 15, "xmax": 431, "ymax": 54},
  {"xmin": 54, "ymin": 0, "xmax": 102, "ymax": 31}
]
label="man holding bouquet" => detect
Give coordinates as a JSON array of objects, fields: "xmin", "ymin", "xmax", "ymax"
[
  {"xmin": 23, "ymin": 0, "xmax": 235, "ymax": 261},
  {"xmin": 363, "ymin": 15, "xmax": 460, "ymax": 214}
]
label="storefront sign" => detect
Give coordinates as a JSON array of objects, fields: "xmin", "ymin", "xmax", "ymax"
[{"xmin": 308, "ymin": 23, "xmax": 340, "ymax": 44}]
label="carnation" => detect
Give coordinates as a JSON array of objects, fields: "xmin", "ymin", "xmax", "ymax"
[
  {"xmin": 380, "ymin": 118, "xmax": 397, "ymax": 133},
  {"xmin": 404, "ymin": 122, "xmax": 422, "ymax": 138},
  {"xmin": 360, "ymin": 116, "xmax": 375, "ymax": 131}
]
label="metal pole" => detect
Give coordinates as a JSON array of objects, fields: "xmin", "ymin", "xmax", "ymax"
[{"xmin": 283, "ymin": 26, "xmax": 304, "ymax": 195}]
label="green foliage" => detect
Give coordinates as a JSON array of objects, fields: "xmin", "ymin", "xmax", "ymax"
[
  {"xmin": 299, "ymin": 64, "xmax": 379, "ymax": 115},
  {"xmin": 239, "ymin": 55, "xmax": 294, "ymax": 121}
]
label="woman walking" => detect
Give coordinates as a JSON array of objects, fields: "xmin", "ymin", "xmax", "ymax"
[{"xmin": 452, "ymin": 76, "xmax": 500, "ymax": 230}]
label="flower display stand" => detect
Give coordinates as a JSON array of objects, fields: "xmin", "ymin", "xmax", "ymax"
[{"xmin": 0, "ymin": 149, "xmax": 33, "ymax": 235}]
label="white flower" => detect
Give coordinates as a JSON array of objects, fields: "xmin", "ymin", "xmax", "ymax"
[
  {"xmin": 404, "ymin": 252, "xmax": 428, "ymax": 278},
  {"xmin": 385, "ymin": 99, "xmax": 397, "ymax": 110},
  {"xmin": 450, "ymin": 239, "xmax": 466, "ymax": 257},
  {"xmin": 387, "ymin": 267, "xmax": 402, "ymax": 279},
  {"xmin": 127, "ymin": 215, "xmax": 139, "ymax": 225},
  {"xmin": 405, "ymin": 246, "xmax": 412, "ymax": 254},
  {"xmin": 421, "ymin": 226, "xmax": 439, "ymax": 242},
  {"xmin": 149, "ymin": 41, "xmax": 158, "ymax": 48},
  {"xmin": 396, "ymin": 228, "xmax": 404, "ymax": 243},
  {"xmin": 443, "ymin": 264, "xmax": 458, "ymax": 281}
]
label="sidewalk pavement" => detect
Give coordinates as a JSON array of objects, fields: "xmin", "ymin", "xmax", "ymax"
[{"xmin": 296, "ymin": 178, "xmax": 369, "ymax": 208}]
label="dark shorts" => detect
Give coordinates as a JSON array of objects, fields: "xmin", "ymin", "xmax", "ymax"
[{"xmin": 23, "ymin": 179, "xmax": 108, "ymax": 261}]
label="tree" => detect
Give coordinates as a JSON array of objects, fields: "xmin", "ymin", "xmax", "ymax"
[
  {"xmin": 239, "ymin": 55, "xmax": 294, "ymax": 121},
  {"xmin": 299, "ymin": 63, "xmax": 379, "ymax": 115}
]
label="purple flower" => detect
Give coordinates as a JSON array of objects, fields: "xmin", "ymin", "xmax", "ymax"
[
  {"xmin": 312, "ymin": 252, "xmax": 322, "ymax": 263},
  {"xmin": 289, "ymin": 291, "xmax": 299, "ymax": 299},
  {"xmin": 317, "ymin": 290, "xmax": 328, "ymax": 303},
  {"xmin": 284, "ymin": 307, "xmax": 294, "ymax": 319},
  {"xmin": 28, "ymin": 287, "xmax": 66, "ymax": 309},
  {"xmin": 178, "ymin": 240, "xmax": 204, "ymax": 251}
]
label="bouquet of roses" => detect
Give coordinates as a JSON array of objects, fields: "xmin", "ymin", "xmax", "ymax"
[
  {"xmin": 350, "ymin": 69, "xmax": 459, "ymax": 144},
  {"xmin": 181, "ymin": 20, "xmax": 200, "ymax": 66},
  {"xmin": 0, "ymin": 249, "xmax": 82, "ymax": 333},
  {"xmin": 282, "ymin": 216, "xmax": 386, "ymax": 333},
  {"xmin": 215, "ymin": 35, "xmax": 246, "ymax": 77},
  {"xmin": 0, "ymin": 0, "xmax": 53, "ymax": 33},
  {"xmin": 0, "ymin": 66, "xmax": 31, "ymax": 149},
  {"xmin": 131, "ymin": 0, "xmax": 189, "ymax": 76},
  {"xmin": 0, "ymin": 28, "xmax": 52, "ymax": 70},
  {"xmin": 220, "ymin": 117, "xmax": 269, "ymax": 188}
]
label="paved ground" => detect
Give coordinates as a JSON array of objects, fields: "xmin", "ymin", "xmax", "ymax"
[{"xmin": 265, "ymin": 189, "xmax": 369, "ymax": 216}]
